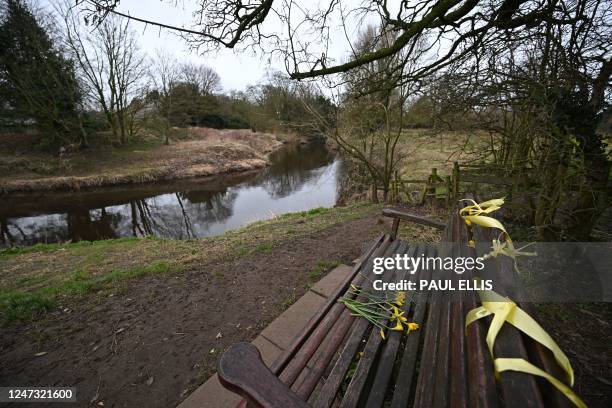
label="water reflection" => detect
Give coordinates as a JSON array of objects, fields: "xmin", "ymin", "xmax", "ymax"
[{"xmin": 0, "ymin": 142, "xmax": 341, "ymax": 247}]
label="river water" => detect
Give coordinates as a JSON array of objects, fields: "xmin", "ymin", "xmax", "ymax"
[{"xmin": 0, "ymin": 142, "xmax": 342, "ymax": 247}]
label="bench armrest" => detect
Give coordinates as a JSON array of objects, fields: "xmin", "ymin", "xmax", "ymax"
[
  {"xmin": 218, "ymin": 343, "xmax": 309, "ymax": 408},
  {"xmin": 382, "ymin": 208, "xmax": 445, "ymax": 239}
]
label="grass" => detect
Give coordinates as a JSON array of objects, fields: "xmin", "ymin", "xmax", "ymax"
[
  {"xmin": 396, "ymin": 129, "xmax": 489, "ymax": 185},
  {"xmin": 0, "ymin": 236, "xmax": 142, "ymax": 257},
  {"xmin": 0, "ymin": 128, "xmax": 284, "ymax": 193},
  {"xmin": 308, "ymin": 260, "xmax": 340, "ymax": 280},
  {"xmin": 279, "ymin": 289, "xmax": 298, "ymax": 310},
  {"xmin": 0, "ymin": 203, "xmax": 380, "ymax": 324},
  {"xmin": 0, "ymin": 261, "xmax": 171, "ymax": 323}
]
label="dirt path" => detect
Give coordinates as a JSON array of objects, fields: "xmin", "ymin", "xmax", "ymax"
[{"xmin": 0, "ymin": 215, "xmax": 386, "ymax": 407}]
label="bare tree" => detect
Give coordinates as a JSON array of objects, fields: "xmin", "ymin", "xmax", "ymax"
[
  {"xmin": 179, "ymin": 62, "xmax": 222, "ymax": 95},
  {"xmin": 60, "ymin": 4, "xmax": 146, "ymax": 144},
  {"xmin": 82, "ymin": 0, "xmax": 611, "ymax": 238},
  {"xmin": 149, "ymin": 49, "xmax": 179, "ymax": 144},
  {"xmin": 304, "ymin": 26, "xmax": 422, "ymax": 203}
]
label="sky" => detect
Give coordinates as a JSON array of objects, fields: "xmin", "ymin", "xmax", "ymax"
[
  {"xmin": 94, "ymin": 0, "xmax": 279, "ymax": 92},
  {"xmin": 38, "ymin": 0, "xmax": 375, "ymax": 93},
  {"xmin": 40, "ymin": 0, "xmax": 364, "ymax": 93}
]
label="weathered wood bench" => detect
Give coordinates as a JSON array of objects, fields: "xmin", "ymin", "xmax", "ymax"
[{"xmin": 218, "ymin": 207, "xmax": 576, "ymax": 407}]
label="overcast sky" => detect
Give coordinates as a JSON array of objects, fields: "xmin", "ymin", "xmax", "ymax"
[
  {"xmin": 38, "ymin": 0, "xmax": 365, "ymax": 93},
  {"xmin": 95, "ymin": 0, "xmax": 279, "ymax": 92},
  {"xmin": 37, "ymin": 0, "xmax": 375, "ymax": 92}
]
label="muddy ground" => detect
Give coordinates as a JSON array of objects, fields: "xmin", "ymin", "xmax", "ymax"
[
  {"xmin": 1, "ymin": 209, "xmax": 610, "ymax": 407},
  {"xmin": 0, "ymin": 214, "xmax": 386, "ymax": 407}
]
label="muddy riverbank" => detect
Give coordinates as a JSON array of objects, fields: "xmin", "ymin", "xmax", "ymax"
[{"xmin": 0, "ymin": 128, "xmax": 286, "ymax": 194}]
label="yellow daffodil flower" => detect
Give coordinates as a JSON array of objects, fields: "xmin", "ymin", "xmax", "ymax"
[
  {"xmin": 395, "ymin": 291, "xmax": 406, "ymax": 306},
  {"xmin": 380, "ymin": 328, "xmax": 386, "ymax": 340},
  {"xmin": 391, "ymin": 320, "xmax": 404, "ymax": 331},
  {"xmin": 407, "ymin": 322, "xmax": 419, "ymax": 332}
]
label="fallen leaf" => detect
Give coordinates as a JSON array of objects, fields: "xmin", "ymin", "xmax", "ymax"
[
  {"xmin": 216, "ymin": 332, "xmax": 222, "ymax": 339},
  {"xmin": 34, "ymin": 352, "xmax": 47, "ymax": 357},
  {"xmin": 146, "ymin": 376, "xmax": 154, "ymax": 386},
  {"xmin": 209, "ymin": 348, "xmax": 216, "ymax": 354},
  {"xmin": 115, "ymin": 328, "xmax": 124, "ymax": 334}
]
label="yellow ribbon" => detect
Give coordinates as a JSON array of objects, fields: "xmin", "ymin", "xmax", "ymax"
[
  {"xmin": 465, "ymin": 290, "xmax": 586, "ymax": 408},
  {"xmin": 495, "ymin": 358, "xmax": 586, "ymax": 408}
]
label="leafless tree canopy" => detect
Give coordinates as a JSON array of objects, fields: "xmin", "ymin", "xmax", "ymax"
[
  {"xmin": 62, "ymin": 4, "xmax": 146, "ymax": 144},
  {"xmin": 179, "ymin": 62, "xmax": 222, "ymax": 95},
  {"xmin": 82, "ymin": 1, "xmax": 609, "ymax": 88}
]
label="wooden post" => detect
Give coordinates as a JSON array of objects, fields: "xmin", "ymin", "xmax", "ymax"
[
  {"xmin": 428, "ymin": 168, "xmax": 437, "ymax": 198},
  {"xmin": 390, "ymin": 218, "xmax": 400, "ymax": 241},
  {"xmin": 421, "ymin": 168, "xmax": 438, "ymax": 205},
  {"xmin": 452, "ymin": 161, "xmax": 459, "ymax": 200},
  {"xmin": 394, "ymin": 170, "xmax": 399, "ymax": 202},
  {"xmin": 445, "ymin": 175, "xmax": 451, "ymax": 208}
]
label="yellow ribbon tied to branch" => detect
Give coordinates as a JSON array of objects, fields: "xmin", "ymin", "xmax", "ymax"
[{"xmin": 465, "ymin": 289, "xmax": 587, "ymax": 408}]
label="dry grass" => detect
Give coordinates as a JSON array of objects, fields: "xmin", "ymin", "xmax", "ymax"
[
  {"xmin": 0, "ymin": 128, "xmax": 285, "ymax": 193},
  {"xmin": 397, "ymin": 129, "xmax": 489, "ymax": 180}
]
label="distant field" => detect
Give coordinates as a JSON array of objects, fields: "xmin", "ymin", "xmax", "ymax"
[{"xmin": 396, "ymin": 129, "xmax": 489, "ymax": 180}]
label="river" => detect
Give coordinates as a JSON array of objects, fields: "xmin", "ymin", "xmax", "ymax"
[{"xmin": 0, "ymin": 142, "xmax": 342, "ymax": 247}]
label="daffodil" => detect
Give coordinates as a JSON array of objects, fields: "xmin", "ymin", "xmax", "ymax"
[
  {"xmin": 468, "ymin": 239, "xmax": 475, "ymax": 248},
  {"xmin": 391, "ymin": 306, "xmax": 404, "ymax": 319},
  {"xmin": 380, "ymin": 328, "xmax": 386, "ymax": 340},
  {"xmin": 391, "ymin": 320, "xmax": 404, "ymax": 331},
  {"xmin": 391, "ymin": 306, "xmax": 408, "ymax": 323},
  {"xmin": 394, "ymin": 291, "xmax": 406, "ymax": 306},
  {"xmin": 407, "ymin": 322, "xmax": 419, "ymax": 332}
]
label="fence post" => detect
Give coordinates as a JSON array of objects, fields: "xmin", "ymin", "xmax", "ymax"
[
  {"xmin": 394, "ymin": 170, "xmax": 399, "ymax": 202},
  {"xmin": 445, "ymin": 175, "xmax": 451, "ymax": 208},
  {"xmin": 452, "ymin": 161, "xmax": 459, "ymax": 200}
]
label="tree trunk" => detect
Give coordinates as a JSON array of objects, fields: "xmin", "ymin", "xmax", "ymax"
[
  {"xmin": 77, "ymin": 111, "xmax": 89, "ymax": 148},
  {"xmin": 566, "ymin": 129, "xmax": 610, "ymax": 240},
  {"xmin": 370, "ymin": 182, "xmax": 379, "ymax": 203}
]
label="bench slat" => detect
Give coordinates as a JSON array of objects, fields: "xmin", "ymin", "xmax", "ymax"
[
  {"xmin": 270, "ymin": 234, "xmax": 389, "ymax": 376},
  {"xmin": 293, "ymin": 308, "xmax": 355, "ymax": 400},
  {"xmin": 449, "ymin": 216, "xmax": 470, "ymax": 408},
  {"xmin": 339, "ymin": 242, "xmax": 409, "ymax": 408},
  {"xmin": 389, "ymin": 248, "xmax": 433, "ymax": 408},
  {"xmin": 364, "ymin": 244, "xmax": 420, "ymax": 407},
  {"xmin": 461, "ymin": 217, "xmax": 499, "ymax": 408},
  {"xmin": 383, "ymin": 208, "xmax": 446, "ymax": 230},
  {"xmin": 472, "ymin": 227, "xmax": 546, "ymax": 408},
  {"xmin": 309, "ymin": 240, "xmax": 403, "ymax": 408},
  {"xmin": 413, "ymin": 244, "xmax": 445, "ymax": 408}
]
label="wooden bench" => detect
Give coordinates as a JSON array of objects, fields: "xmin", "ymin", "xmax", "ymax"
[{"xmin": 218, "ymin": 207, "xmax": 576, "ymax": 407}]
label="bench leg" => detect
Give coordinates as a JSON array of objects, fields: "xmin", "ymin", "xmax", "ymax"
[{"xmin": 391, "ymin": 218, "xmax": 400, "ymax": 240}]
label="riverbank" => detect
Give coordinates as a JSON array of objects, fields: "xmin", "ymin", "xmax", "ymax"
[
  {"xmin": 0, "ymin": 203, "xmax": 419, "ymax": 407},
  {"xmin": 0, "ymin": 128, "xmax": 287, "ymax": 194},
  {"xmin": 1, "ymin": 204, "xmax": 609, "ymax": 408}
]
